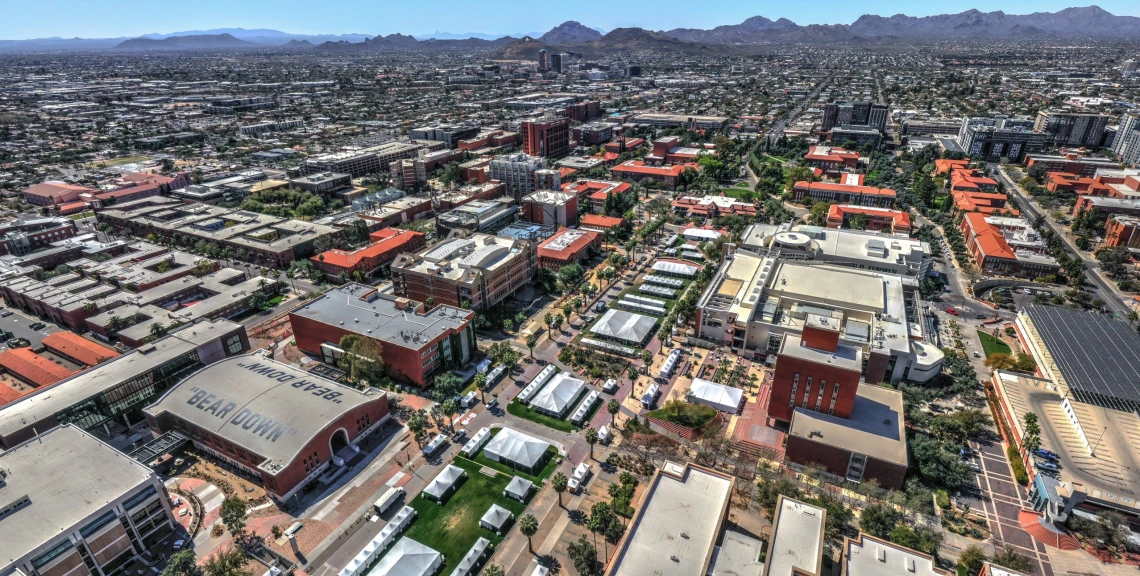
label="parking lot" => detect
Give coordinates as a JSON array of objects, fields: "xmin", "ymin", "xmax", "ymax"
[{"xmin": 0, "ymin": 307, "xmax": 62, "ymax": 348}]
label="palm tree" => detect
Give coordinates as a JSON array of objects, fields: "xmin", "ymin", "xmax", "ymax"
[
  {"xmin": 473, "ymin": 372, "xmax": 488, "ymax": 403},
  {"xmin": 518, "ymin": 513, "xmax": 539, "ymax": 554},
  {"xmin": 607, "ymin": 399, "xmax": 620, "ymax": 426},
  {"xmin": 525, "ymin": 334, "xmax": 538, "ymax": 359},
  {"xmin": 1128, "ymin": 310, "xmax": 1139, "ymax": 328},
  {"xmin": 551, "ymin": 472, "xmax": 569, "ymax": 508},
  {"xmin": 585, "ymin": 427, "xmax": 599, "ymax": 460},
  {"xmin": 482, "ymin": 565, "xmax": 503, "ymax": 576}
]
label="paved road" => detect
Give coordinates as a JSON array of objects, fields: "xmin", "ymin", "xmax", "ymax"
[
  {"xmin": 995, "ymin": 168, "xmax": 1131, "ymax": 316},
  {"xmin": 963, "ymin": 437, "xmax": 1055, "ymax": 576}
]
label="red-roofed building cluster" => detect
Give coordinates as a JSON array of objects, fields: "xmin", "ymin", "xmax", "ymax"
[
  {"xmin": 609, "ymin": 160, "xmax": 700, "ymax": 189},
  {"xmin": 951, "ymin": 190, "xmax": 1019, "ymax": 216},
  {"xmin": 949, "ymin": 168, "xmax": 998, "ymax": 193},
  {"xmin": 672, "ymin": 194, "xmax": 758, "ymax": 219},
  {"xmin": 560, "ymin": 179, "xmax": 631, "ymax": 213},
  {"xmin": 960, "ymin": 213, "xmax": 1059, "ymax": 277}
]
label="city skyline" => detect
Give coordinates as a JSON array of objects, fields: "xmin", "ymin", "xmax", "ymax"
[{"xmin": 2, "ymin": 0, "xmax": 1138, "ymax": 40}]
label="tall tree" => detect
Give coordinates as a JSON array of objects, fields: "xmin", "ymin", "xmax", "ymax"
[
  {"xmin": 552, "ymin": 472, "xmax": 569, "ymax": 508},
  {"xmin": 585, "ymin": 427, "xmax": 599, "ymax": 460},
  {"xmin": 519, "ymin": 513, "xmax": 539, "ymax": 553},
  {"xmin": 219, "ymin": 497, "xmax": 247, "ymax": 540}
]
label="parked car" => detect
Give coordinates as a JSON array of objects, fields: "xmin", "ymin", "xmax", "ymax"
[
  {"xmin": 1035, "ymin": 448, "xmax": 1059, "ymax": 460},
  {"xmin": 945, "ymin": 308, "xmax": 959, "ymax": 316},
  {"xmin": 0, "ymin": 310, "xmax": 12, "ymax": 317},
  {"xmin": 28, "ymin": 322, "xmax": 45, "ymax": 331},
  {"xmin": 975, "ymin": 314, "xmax": 988, "ymax": 320},
  {"xmin": 1036, "ymin": 460, "xmax": 1060, "ymax": 472}
]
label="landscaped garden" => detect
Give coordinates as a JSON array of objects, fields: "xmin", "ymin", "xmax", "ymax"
[
  {"xmin": 404, "ymin": 456, "xmax": 528, "ymax": 575},
  {"xmin": 646, "ymin": 400, "xmax": 718, "ymax": 428}
]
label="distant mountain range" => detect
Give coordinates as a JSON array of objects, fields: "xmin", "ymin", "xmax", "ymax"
[{"xmin": 2, "ymin": 7, "xmax": 1139, "ymax": 53}]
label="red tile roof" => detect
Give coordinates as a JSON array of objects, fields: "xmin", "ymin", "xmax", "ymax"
[
  {"xmin": 795, "ymin": 181, "xmax": 897, "ymax": 197},
  {"xmin": 0, "ymin": 348, "xmax": 77, "ymax": 388},
  {"xmin": 316, "ymin": 228, "xmax": 425, "ymax": 269},
  {"xmin": 537, "ymin": 228, "xmax": 600, "ymax": 261},
  {"xmin": 826, "ymin": 205, "xmax": 911, "ymax": 230},
  {"xmin": 963, "ymin": 212, "xmax": 1017, "ymax": 260},
  {"xmin": 580, "ymin": 214, "xmax": 624, "ymax": 230},
  {"xmin": 41, "ymin": 332, "xmax": 119, "ymax": 366},
  {"xmin": 610, "ymin": 160, "xmax": 700, "ymax": 177},
  {"xmin": 934, "ymin": 159, "xmax": 969, "ymax": 175},
  {"xmin": 805, "ymin": 146, "xmax": 860, "ymax": 163}
]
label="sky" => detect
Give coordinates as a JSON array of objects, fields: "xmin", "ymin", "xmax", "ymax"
[{"xmin": 0, "ymin": 0, "xmax": 1137, "ymax": 39}]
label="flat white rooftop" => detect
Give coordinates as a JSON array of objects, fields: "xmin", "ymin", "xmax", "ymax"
[
  {"xmin": 608, "ymin": 462, "xmax": 732, "ymax": 576},
  {"xmin": 763, "ymin": 496, "xmax": 825, "ymax": 576}
]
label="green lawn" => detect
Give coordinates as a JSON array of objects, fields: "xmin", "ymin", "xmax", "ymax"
[
  {"xmin": 83, "ymin": 155, "xmax": 149, "ymax": 168},
  {"xmin": 977, "ymin": 331, "xmax": 1012, "ymax": 358},
  {"xmin": 507, "ymin": 400, "xmax": 578, "ymax": 433},
  {"xmin": 267, "ymin": 295, "xmax": 285, "ymax": 306},
  {"xmin": 67, "ymin": 211, "xmax": 96, "ymax": 220},
  {"xmin": 404, "ymin": 457, "xmax": 528, "ymax": 576}
]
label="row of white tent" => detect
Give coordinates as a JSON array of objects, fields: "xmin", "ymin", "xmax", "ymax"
[
  {"xmin": 581, "ymin": 337, "xmax": 637, "ymax": 357},
  {"xmin": 640, "ymin": 284, "xmax": 676, "ymax": 298},
  {"xmin": 642, "ymin": 274, "xmax": 684, "ymax": 288},
  {"xmin": 338, "ymin": 505, "xmax": 417, "ymax": 576},
  {"xmin": 517, "ymin": 364, "xmax": 558, "ymax": 404},
  {"xmin": 569, "ymin": 390, "xmax": 600, "ymax": 426}
]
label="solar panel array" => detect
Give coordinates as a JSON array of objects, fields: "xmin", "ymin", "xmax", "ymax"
[{"xmin": 1026, "ymin": 305, "xmax": 1140, "ymax": 410}]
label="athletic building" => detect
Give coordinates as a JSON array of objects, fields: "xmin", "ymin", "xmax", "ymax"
[{"xmin": 144, "ymin": 354, "xmax": 390, "ymax": 502}]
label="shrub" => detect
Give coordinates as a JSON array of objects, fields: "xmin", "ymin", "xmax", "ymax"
[
  {"xmin": 935, "ymin": 489, "xmax": 950, "ymax": 509},
  {"xmin": 1007, "ymin": 445, "xmax": 1028, "ymax": 485}
]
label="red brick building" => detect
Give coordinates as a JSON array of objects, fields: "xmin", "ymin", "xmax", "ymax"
[
  {"xmin": 144, "ymin": 355, "xmax": 391, "ymax": 502},
  {"xmin": 22, "ymin": 182, "xmax": 96, "ymax": 206},
  {"xmin": 311, "ymin": 228, "xmax": 426, "ymax": 279},
  {"xmin": 521, "ymin": 117, "xmax": 571, "ymax": 159},
  {"xmin": 521, "ymin": 190, "xmax": 578, "ymax": 228},
  {"xmin": 952, "ymin": 191, "xmax": 1018, "ymax": 216},
  {"xmin": 768, "ymin": 323, "xmax": 861, "ymax": 424},
  {"xmin": 289, "ymin": 284, "xmax": 476, "ymax": 388},
  {"xmin": 769, "ymin": 318, "xmax": 908, "ymax": 488},
  {"xmin": 580, "ymin": 214, "xmax": 625, "ymax": 233},
  {"xmin": 536, "ymin": 228, "xmax": 601, "ymax": 270},
  {"xmin": 791, "ymin": 181, "xmax": 896, "ymax": 208},
  {"xmin": 825, "ymin": 205, "xmax": 911, "ymax": 234},
  {"xmin": 1104, "ymin": 215, "xmax": 1140, "ymax": 250},
  {"xmin": 803, "ymin": 146, "xmax": 860, "ymax": 173},
  {"xmin": 610, "ymin": 160, "xmax": 700, "ymax": 189}
]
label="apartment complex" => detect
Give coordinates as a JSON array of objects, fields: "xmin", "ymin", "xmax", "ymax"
[
  {"xmin": 821, "ymin": 101, "xmax": 889, "ymax": 132},
  {"xmin": 489, "ymin": 153, "xmax": 547, "ymax": 200},
  {"xmin": 1033, "ymin": 111, "xmax": 1109, "ymax": 148}
]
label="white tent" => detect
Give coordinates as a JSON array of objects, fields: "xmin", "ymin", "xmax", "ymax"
[
  {"xmin": 368, "ymin": 538, "xmax": 442, "ymax": 576},
  {"xmin": 483, "ymin": 427, "xmax": 551, "ymax": 472},
  {"xmin": 589, "ymin": 309, "xmax": 657, "ymax": 344},
  {"xmin": 449, "ymin": 537, "xmax": 491, "ymax": 576},
  {"xmin": 688, "ymin": 378, "xmax": 744, "ymax": 413},
  {"xmin": 652, "ymin": 260, "xmax": 699, "ymax": 277},
  {"xmin": 504, "ymin": 476, "xmax": 535, "ymax": 501},
  {"xmin": 530, "ymin": 372, "xmax": 586, "ymax": 417},
  {"xmin": 422, "ymin": 464, "xmax": 465, "ymax": 501},
  {"xmin": 480, "ymin": 504, "xmax": 513, "ymax": 532}
]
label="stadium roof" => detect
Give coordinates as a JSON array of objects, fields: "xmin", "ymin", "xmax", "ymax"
[
  {"xmin": 1024, "ymin": 305, "xmax": 1140, "ymax": 409},
  {"xmin": 589, "ymin": 309, "xmax": 658, "ymax": 344},
  {"xmin": 144, "ymin": 354, "xmax": 385, "ymax": 473}
]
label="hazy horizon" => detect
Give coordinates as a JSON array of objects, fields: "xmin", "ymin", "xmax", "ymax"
[{"xmin": 1, "ymin": 0, "xmax": 1137, "ymax": 40}]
